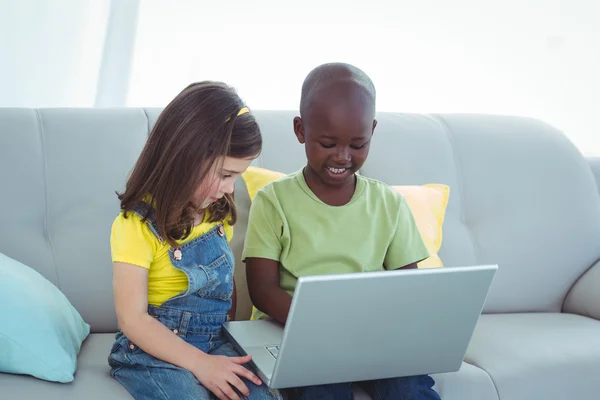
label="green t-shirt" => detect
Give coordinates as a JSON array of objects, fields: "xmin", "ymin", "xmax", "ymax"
[{"xmin": 242, "ymin": 170, "xmax": 430, "ymax": 320}]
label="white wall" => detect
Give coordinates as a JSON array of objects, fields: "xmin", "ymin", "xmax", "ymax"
[
  {"xmin": 1, "ymin": 0, "xmax": 599, "ymax": 154},
  {"xmin": 0, "ymin": 0, "xmax": 109, "ymax": 107},
  {"xmin": 128, "ymin": 0, "xmax": 600, "ymax": 154}
]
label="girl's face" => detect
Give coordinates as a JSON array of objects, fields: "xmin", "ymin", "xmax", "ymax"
[{"xmin": 193, "ymin": 156, "xmax": 253, "ymax": 208}]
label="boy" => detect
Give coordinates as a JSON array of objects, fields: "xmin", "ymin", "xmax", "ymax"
[{"xmin": 243, "ymin": 62, "xmax": 441, "ymax": 400}]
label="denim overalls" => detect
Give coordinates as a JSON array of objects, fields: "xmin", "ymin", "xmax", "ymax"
[{"xmin": 109, "ymin": 203, "xmax": 281, "ymax": 400}]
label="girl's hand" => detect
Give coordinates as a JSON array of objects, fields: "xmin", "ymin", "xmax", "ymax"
[{"xmin": 191, "ymin": 353, "xmax": 263, "ymax": 400}]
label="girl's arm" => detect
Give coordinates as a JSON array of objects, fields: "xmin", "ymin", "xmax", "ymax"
[
  {"xmin": 113, "ymin": 262, "xmax": 262, "ymax": 400},
  {"xmin": 113, "ymin": 262, "xmax": 206, "ymax": 370}
]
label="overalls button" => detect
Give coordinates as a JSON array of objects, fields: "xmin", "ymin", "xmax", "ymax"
[
  {"xmin": 173, "ymin": 249, "xmax": 182, "ymax": 260},
  {"xmin": 173, "ymin": 329, "xmax": 179, "ymax": 335},
  {"xmin": 217, "ymin": 225, "xmax": 225, "ymax": 237},
  {"xmin": 129, "ymin": 344, "xmax": 135, "ymax": 350}
]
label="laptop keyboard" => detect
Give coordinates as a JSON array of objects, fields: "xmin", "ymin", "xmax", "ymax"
[{"xmin": 266, "ymin": 346, "xmax": 280, "ymax": 359}]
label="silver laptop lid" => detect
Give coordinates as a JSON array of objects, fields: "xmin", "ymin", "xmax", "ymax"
[{"xmin": 270, "ymin": 265, "xmax": 497, "ymax": 389}]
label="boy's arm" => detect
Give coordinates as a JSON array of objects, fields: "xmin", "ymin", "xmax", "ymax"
[
  {"xmin": 246, "ymin": 258, "xmax": 293, "ymax": 324},
  {"xmin": 243, "ymin": 189, "xmax": 291, "ymax": 324},
  {"xmin": 228, "ymin": 279, "xmax": 237, "ymax": 321},
  {"xmin": 399, "ymin": 262, "xmax": 418, "ymax": 269},
  {"xmin": 385, "ymin": 195, "xmax": 430, "ymax": 270}
]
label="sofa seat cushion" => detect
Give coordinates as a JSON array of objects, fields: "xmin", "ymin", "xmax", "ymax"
[
  {"xmin": 344, "ymin": 362, "xmax": 497, "ymax": 400},
  {"xmin": 0, "ymin": 334, "xmax": 130, "ymax": 399},
  {"xmin": 432, "ymin": 362, "xmax": 499, "ymax": 400},
  {"xmin": 0, "ymin": 333, "xmax": 496, "ymax": 400},
  {"xmin": 465, "ymin": 313, "xmax": 600, "ymax": 400}
]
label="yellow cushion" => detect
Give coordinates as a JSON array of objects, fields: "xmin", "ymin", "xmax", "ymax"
[
  {"xmin": 392, "ymin": 184, "xmax": 450, "ymax": 268},
  {"xmin": 242, "ymin": 166, "xmax": 286, "ymax": 201}
]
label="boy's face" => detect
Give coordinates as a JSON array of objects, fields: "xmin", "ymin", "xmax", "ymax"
[{"xmin": 294, "ymin": 104, "xmax": 376, "ymax": 188}]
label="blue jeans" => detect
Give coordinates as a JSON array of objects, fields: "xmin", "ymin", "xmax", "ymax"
[
  {"xmin": 291, "ymin": 375, "xmax": 440, "ymax": 400},
  {"xmin": 109, "ymin": 339, "xmax": 282, "ymax": 400}
]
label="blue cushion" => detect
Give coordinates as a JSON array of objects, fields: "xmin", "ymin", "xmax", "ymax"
[{"xmin": 0, "ymin": 252, "xmax": 90, "ymax": 383}]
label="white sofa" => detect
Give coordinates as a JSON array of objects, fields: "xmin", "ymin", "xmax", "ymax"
[{"xmin": 1, "ymin": 108, "xmax": 600, "ymax": 399}]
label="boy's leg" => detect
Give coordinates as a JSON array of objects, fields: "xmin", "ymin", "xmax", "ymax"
[
  {"xmin": 290, "ymin": 383, "xmax": 353, "ymax": 400},
  {"xmin": 358, "ymin": 375, "xmax": 440, "ymax": 400},
  {"xmin": 211, "ymin": 341, "xmax": 284, "ymax": 400}
]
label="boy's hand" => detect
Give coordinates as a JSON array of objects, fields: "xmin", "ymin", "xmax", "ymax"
[{"xmin": 191, "ymin": 353, "xmax": 262, "ymax": 400}]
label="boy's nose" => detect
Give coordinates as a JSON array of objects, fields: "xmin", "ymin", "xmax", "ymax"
[{"xmin": 334, "ymin": 147, "xmax": 350, "ymax": 162}]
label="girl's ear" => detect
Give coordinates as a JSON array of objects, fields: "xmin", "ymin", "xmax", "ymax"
[{"xmin": 293, "ymin": 116, "xmax": 306, "ymax": 144}]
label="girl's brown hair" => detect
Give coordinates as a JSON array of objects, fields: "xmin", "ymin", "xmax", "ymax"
[{"xmin": 118, "ymin": 81, "xmax": 261, "ymax": 247}]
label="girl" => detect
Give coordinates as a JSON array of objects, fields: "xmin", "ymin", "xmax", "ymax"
[{"xmin": 108, "ymin": 82, "xmax": 281, "ymax": 400}]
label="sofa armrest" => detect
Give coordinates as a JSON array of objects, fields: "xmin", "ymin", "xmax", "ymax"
[
  {"xmin": 589, "ymin": 157, "xmax": 600, "ymax": 193},
  {"xmin": 563, "ymin": 260, "xmax": 600, "ymax": 320}
]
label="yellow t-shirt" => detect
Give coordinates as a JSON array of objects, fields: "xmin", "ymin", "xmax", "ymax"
[{"xmin": 110, "ymin": 211, "xmax": 233, "ymax": 306}]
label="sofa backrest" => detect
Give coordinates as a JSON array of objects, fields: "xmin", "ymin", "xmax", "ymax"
[
  {"xmin": 0, "ymin": 108, "xmax": 149, "ymax": 332},
  {"xmin": 358, "ymin": 113, "xmax": 600, "ymax": 314},
  {"xmin": 2, "ymin": 108, "xmax": 600, "ymax": 333}
]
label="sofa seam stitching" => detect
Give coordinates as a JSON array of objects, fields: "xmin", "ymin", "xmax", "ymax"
[
  {"xmin": 431, "ymin": 114, "xmax": 481, "ymax": 263},
  {"xmin": 142, "ymin": 108, "xmax": 150, "ymax": 133},
  {"xmin": 463, "ymin": 360, "xmax": 502, "ymax": 400},
  {"xmin": 35, "ymin": 109, "xmax": 61, "ymax": 289}
]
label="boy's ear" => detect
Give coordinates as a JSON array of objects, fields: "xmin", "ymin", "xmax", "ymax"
[
  {"xmin": 372, "ymin": 119, "xmax": 378, "ymax": 134},
  {"xmin": 293, "ymin": 116, "xmax": 306, "ymax": 144}
]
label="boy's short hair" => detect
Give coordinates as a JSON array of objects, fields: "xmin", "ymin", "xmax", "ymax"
[{"xmin": 299, "ymin": 62, "xmax": 376, "ymax": 118}]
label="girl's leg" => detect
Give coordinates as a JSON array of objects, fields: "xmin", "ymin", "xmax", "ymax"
[
  {"xmin": 211, "ymin": 341, "xmax": 284, "ymax": 400},
  {"xmin": 290, "ymin": 383, "xmax": 354, "ymax": 400},
  {"xmin": 109, "ymin": 350, "xmax": 213, "ymax": 400},
  {"xmin": 359, "ymin": 375, "xmax": 440, "ymax": 400}
]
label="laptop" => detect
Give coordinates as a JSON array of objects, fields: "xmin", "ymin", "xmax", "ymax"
[{"xmin": 223, "ymin": 265, "xmax": 497, "ymax": 389}]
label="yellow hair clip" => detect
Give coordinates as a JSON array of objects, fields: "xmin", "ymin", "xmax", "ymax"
[{"xmin": 226, "ymin": 107, "xmax": 249, "ymax": 122}]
